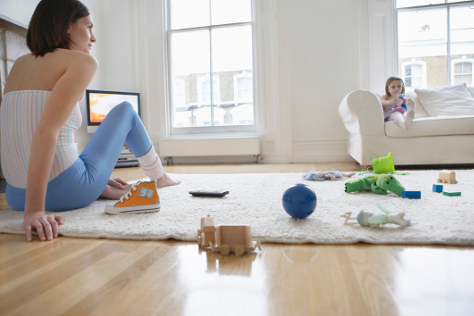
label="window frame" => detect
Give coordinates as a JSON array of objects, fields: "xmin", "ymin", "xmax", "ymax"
[
  {"xmin": 400, "ymin": 60, "xmax": 427, "ymax": 89},
  {"xmin": 451, "ymin": 58, "xmax": 474, "ymax": 85},
  {"xmin": 164, "ymin": 0, "xmax": 258, "ymax": 136},
  {"xmin": 233, "ymin": 72, "xmax": 253, "ymax": 103}
]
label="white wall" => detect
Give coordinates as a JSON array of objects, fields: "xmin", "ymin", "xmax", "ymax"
[
  {"xmin": 2, "ymin": 0, "xmax": 391, "ymax": 163},
  {"xmin": 0, "ymin": 0, "xmax": 37, "ymax": 26},
  {"xmin": 286, "ymin": 0, "xmax": 360, "ymax": 162}
]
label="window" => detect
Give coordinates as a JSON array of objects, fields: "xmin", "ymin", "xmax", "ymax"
[
  {"xmin": 397, "ymin": 1, "xmax": 474, "ymax": 90},
  {"xmin": 166, "ymin": 0, "xmax": 255, "ymax": 134},
  {"xmin": 452, "ymin": 58, "xmax": 474, "ymax": 85},
  {"xmin": 401, "ymin": 61, "xmax": 427, "ymax": 89},
  {"xmin": 197, "ymin": 76, "xmax": 220, "ymax": 106},
  {"xmin": 233, "ymin": 72, "xmax": 253, "ymax": 103}
]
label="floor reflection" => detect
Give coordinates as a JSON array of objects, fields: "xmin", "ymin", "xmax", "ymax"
[
  {"xmin": 392, "ymin": 247, "xmax": 474, "ymax": 316},
  {"xmin": 199, "ymin": 247, "xmax": 261, "ymax": 276},
  {"xmin": 176, "ymin": 244, "xmax": 268, "ymax": 316}
]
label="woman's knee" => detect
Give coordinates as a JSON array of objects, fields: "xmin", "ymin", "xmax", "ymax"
[
  {"xmin": 107, "ymin": 101, "xmax": 137, "ymax": 119},
  {"xmin": 101, "ymin": 101, "xmax": 139, "ymax": 127}
]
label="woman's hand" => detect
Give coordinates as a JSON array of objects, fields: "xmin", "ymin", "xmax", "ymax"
[
  {"xmin": 22, "ymin": 211, "xmax": 65, "ymax": 242},
  {"xmin": 108, "ymin": 177, "xmax": 128, "ymax": 190}
]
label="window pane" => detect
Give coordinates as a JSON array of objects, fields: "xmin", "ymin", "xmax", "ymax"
[
  {"xmin": 454, "ymin": 62, "xmax": 463, "ymax": 72},
  {"xmin": 211, "ymin": 0, "xmax": 251, "ymax": 25},
  {"xmin": 170, "ymin": 0, "xmax": 209, "ymax": 30},
  {"xmin": 450, "ymin": 6, "xmax": 474, "ymax": 55},
  {"xmin": 465, "ymin": 63, "xmax": 472, "ymax": 73},
  {"xmin": 450, "ymin": 6, "xmax": 474, "ymax": 86},
  {"xmin": 464, "ymin": 75, "xmax": 472, "ymax": 84},
  {"xmin": 405, "ymin": 77, "xmax": 412, "ymax": 87},
  {"xmin": 398, "ymin": 8, "xmax": 447, "ymax": 88},
  {"xmin": 170, "ymin": 30, "xmax": 210, "ymax": 127},
  {"xmin": 396, "ymin": 0, "xmax": 443, "ymax": 8},
  {"xmin": 211, "ymin": 25, "xmax": 254, "ymax": 126}
]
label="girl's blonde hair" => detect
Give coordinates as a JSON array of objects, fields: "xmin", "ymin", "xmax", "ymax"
[{"xmin": 384, "ymin": 76, "xmax": 405, "ymax": 97}]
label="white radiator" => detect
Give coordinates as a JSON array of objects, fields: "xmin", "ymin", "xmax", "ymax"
[{"xmin": 159, "ymin": 137, "xmax": 260, "ymax": 158}]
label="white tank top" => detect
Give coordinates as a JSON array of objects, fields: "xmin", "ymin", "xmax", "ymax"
[{"xmin": 0, "ymin": 90, "xmax": 81, "ymax": 188}]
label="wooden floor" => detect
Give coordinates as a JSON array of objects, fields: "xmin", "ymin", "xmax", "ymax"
[{"xmin": 1, "ymin": 162, "xmax": 473, "ymax": 316}]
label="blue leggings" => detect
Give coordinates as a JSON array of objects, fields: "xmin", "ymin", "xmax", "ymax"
[{"xmin": 6, "ymin": 102, "xmax": 151, "ymax": 212}]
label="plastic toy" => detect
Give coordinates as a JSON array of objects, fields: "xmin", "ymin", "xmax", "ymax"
[
  {"xmin": 197, "ymin": 215, "xmax": 261, "ymax": 256},
  {"xmin": 433, "ymin": 184, "xmax": 443, "ymax": 193},
  {"xmin": 302, "ymin": 170, "xmax": 355, "ymax": 181},
  {"xmin": 345, "ymin": 174, "xmax": 405, "ymax": 196},
  {"xmin": 396, "ymin": 92, "xmax": 408, "ymax": 111},
  {"xmin": 369, "ymin": 152, "xmax": 395, "ymax": 174},
  {"xmin": 437, "ymin": 171, "xmax": 457, "ymax": 184},
  {"xmin": 402, "ymin": 190, "xmax": 421, "ymax": 199},
  {"xmin": 443, "ymin": 191, "xmax": 461, "ymax": 196},
  {"xmin": 396, "ymin": 92, "xmax": 406, "ymax": 101},
  {"xmin": 282, "ymin": 183, "xmax": 317, "ymax": 219},
  {"xmin": 340, "ymin": 202, "xmax": 411, "ymax": 228}
]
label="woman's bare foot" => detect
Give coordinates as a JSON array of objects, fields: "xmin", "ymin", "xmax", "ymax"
[
  {"xmin": 99, "ymin": 184, "xmax": 132, "ymax": 200},
  {"xmin": 156, "ymin": 173, "xmax": 181, "ymax": 188}
]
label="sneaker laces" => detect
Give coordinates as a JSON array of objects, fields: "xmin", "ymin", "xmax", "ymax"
[{"xmin": 119, "ymin": 181, "xmax": 142, "ymax": 203}]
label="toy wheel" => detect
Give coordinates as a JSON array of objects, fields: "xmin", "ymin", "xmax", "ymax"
[
  {"xmin": 221, "ymin": 245, "xmax": 230, "ymax": 255},
  {"xmin": 235, "ymin": 245, "xmax": 246, "ymax": 256},
  {"xmin": 197, "ymin": 236, "xmax": 202, "ymax": 247},
  {"xmin": 437, "ymin": 179, "xmax": 441, "ymax": 183}
]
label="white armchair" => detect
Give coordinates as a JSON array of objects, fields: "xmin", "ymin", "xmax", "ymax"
[{"xmin": 338, "ymin": 90, "xmax": 474, "ymax": 167}]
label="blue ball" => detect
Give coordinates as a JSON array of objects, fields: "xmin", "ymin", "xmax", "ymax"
[{"xmin": 282, "ymin": 183, "xmax": 317, "ymax": 219}]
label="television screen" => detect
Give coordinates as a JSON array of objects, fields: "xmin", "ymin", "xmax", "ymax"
[{"xmin": 86, "ymin": 89, "xmax": 140, "ymax": 126}]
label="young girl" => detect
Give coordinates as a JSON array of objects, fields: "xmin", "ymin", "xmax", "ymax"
[
  {"xmin": 380, "ymin": 77, "xmax": 415, "ymax": 131},
  {"xmin": 0, "ymin": 0, "xmax": 180, "ymax": 242}
]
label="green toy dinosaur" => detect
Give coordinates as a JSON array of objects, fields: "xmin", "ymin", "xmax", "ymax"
[{"xmin": 345, "ymin": 174, "xmax": 405, "ymax": 196}]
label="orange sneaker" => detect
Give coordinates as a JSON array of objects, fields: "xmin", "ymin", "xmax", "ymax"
[{"xmin": 105, "ymin": 180, "xmax": 160, "ymax": 215}]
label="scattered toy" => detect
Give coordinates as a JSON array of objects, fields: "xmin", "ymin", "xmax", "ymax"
[
  {"xmin": 402, "ymin": 190, "xmax": 421, "ymax": 199},
  {"xmin": 302, "ymin": 170, "xmax": 355, "ymax": 181},
  {"xmin": 345, "ymin": 174, "xmax": 405, "ymax": 196},
  {"xmin": 282, "ymin": 184, "xmax": 317, "ymax": 219},
  {"xmin": 432, "ymin": 184, "xmax": 443, "ymax": 193},
  {"xmin": 340, "ymin": 202, "xmax": 411, "ymax": 228},
  {"xmin": 197, "ymin": 215, "xmax": 261, "ymax": 255},
  {"xmin": 437, "ymin": 171, "xmax": 457, "ymax": 184},
  {"xmin": 443, "ymin": 191, "xmax": 461, "ymax": 196},
  {"xmin": 369, "ymin": 152, "xmax": 395, "ymax": 174}
]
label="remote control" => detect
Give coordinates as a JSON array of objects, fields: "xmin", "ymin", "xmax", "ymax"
[{"xmin": 189, "ymin": 190, "xmax": 229, "ymax": 197}]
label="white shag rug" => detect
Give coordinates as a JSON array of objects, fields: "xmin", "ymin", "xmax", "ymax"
[{"xmin": 0, "ymin": 170, "xmax": 473, "ymax": 245}]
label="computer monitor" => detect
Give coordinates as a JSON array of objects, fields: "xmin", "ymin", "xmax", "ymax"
[{"xmin": 86, "ymin": 89, "xmax": 141, "ymax": 133}]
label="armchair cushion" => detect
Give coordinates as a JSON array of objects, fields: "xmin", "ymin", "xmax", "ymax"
[{"xmin": 415, "ymin": 83, "xmax": 474, "ymax": 116}]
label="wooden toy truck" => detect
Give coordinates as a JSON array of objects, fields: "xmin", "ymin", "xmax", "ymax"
[
  {"xmin": 197, "ymin": 215, "xmax": 261, "ymax": 255},
  {"xmin": 437, "ymin": 171, "xmax": 457, "ymax": 184}
]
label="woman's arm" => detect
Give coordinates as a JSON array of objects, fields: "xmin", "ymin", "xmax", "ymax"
[{"xmin": 23, "ymin": 53, "xmax": 98, "ymax": 242}]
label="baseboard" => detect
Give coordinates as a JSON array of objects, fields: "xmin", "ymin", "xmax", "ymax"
[
  {"xmin": 292, "ymin": 140, "xmax": 353, "ymax": 163},
  {"xmin": 159, "ymin": 137, "xmax": 260, "ymax": 158}
]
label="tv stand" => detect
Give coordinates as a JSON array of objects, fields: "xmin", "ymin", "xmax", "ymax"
[{"xmin": 115, "ymin": 146, "xmax": 139, "ymax": 168}]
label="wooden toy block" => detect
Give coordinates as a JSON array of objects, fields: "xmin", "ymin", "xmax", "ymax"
[
  {"xmin": 197, "ymin": 215, "xmax": 261, "ymax": 255},
  {"xmin": 437, "ymin": 171, "xmax": 457, "ymax": 184},
  {"xmin": 443, "ymin": 191, "xmax": 461, "ymax": 196},
  {"xmin": 432, "ymin": 184, "xmax": 443, "ymax": 193},
  {"xmin": 402, "ymin": 190, "xmax": 421, "ymax": 199}
]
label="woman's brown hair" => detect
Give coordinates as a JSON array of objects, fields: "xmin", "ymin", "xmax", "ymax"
[{"xmin": 27, "ymin": 0, "xmax": 90, "ymax": 57}]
